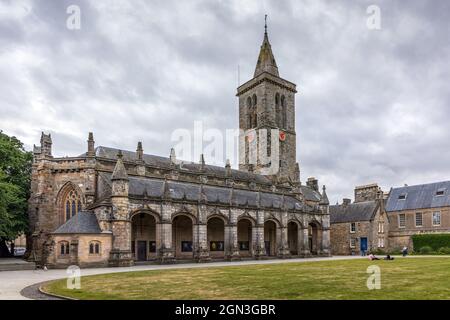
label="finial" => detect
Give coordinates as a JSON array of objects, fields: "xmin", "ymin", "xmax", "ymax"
[
  {"xmin": 117, "ymin": 150, "xmax": 123, "ymax": 159},
  {"xmin": 170, "ymin": 148, "xmax": 176, "ymax": 164},
  {"xmin": 264, "ymin": 14, "xmax": 268, "ymax": 34}
]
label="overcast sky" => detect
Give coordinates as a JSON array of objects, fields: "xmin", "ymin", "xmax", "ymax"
[{"xmin": 1, "ymin": 0, "xmax": 449, "ymax": 204}]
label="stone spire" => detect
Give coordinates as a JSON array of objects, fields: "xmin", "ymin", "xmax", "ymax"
[
  {"xmin": 320, "ymin": 185, "xmax": 330, "ymax": 206},
  {"xmin": 254, "ymin": 15, "xmax": 279, "ymax": 77},
  {"xmin": 111, "ymin": 150, "xmax": 128, "ymax": 181}
]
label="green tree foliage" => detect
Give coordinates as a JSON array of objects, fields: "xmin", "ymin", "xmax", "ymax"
[{"xmin": 0, "ymin": 131, "xmax": 32, "ymax": 256}]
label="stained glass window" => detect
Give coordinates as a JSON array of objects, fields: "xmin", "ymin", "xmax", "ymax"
[{"xmin": 64, "ymin": 189, "xmax": 82, "ymax": 222}]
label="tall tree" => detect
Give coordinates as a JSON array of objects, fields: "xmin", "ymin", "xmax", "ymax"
[{"xmin": 0, "ymin": 131, "xmax": 32, "ymax": 257}]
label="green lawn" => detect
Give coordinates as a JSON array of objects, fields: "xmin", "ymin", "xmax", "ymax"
[{"xmin": 43, "ymin": 257, "xmax": 450, "ymax": 300}]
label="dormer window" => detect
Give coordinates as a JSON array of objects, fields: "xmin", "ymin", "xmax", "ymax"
[
  {"xmin": 436, "ymin": 189, "xmax": 446, "ymax": 196},
  {"xmin": 398, "ymin": 193, "xmax": 407, "ymax": 200}
]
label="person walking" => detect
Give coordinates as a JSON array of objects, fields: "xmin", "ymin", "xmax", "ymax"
[{"xmin": 402, "ymin": 246, "xmax": 408, "ymax": 257}]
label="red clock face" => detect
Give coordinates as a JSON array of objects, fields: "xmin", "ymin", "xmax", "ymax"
[{"xmin": 279, "ymin": 131, "xmax": 286, "ymax": 141}]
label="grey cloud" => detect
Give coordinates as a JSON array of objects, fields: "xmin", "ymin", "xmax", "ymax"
[{"xmin": 0, "ymin": 0, "xmax": 449, "ymax": 204}]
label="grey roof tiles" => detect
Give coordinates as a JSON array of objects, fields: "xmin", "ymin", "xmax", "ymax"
[
  {"xmin": 385, "ymin": 181, "xmax": 450, "ymax": 212},
  {"xmin": 53, "ymin": 211, "xmax": 102, "ymax": 234}
]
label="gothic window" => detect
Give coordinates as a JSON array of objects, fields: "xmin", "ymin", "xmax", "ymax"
[
  {"xmin": 275, "ymin": 93, "xmax": 281, "ymax": 127},
  {"xmin": 281, "ymin": 95, "xmax": 287, "ymax": 129},
  {"xmin": 64, "ymin": 189, "xmax": 82, "ymax": 222},
  {"xmin": 252, "ymin": 94, "xmax": 257, "ymax": 106},
  {"xmin": 89, "ymin": 241, "xmax": 101, "ymax": 255},
  {"xmin": 246, "ymin": 97, "xmax": 252, "ymax": 129},
  {"xmin": 59, "ymin": 241, "xmax": 70, "ymax": 256},
  {"xmin": 246, "ymin": 96, "xmax": 251, "ymax": 107}
]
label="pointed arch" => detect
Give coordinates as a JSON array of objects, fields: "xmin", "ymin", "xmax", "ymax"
[
  {"xmin": 281, "ymin": 95, "xmax": 287, "ymax": 129},
  {"xmin": 56, "ymin": 182, "xmax": 85, "ymax": 225}
]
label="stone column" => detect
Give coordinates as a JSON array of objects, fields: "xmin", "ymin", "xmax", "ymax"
[
  {"xmin": 278, "ymin": 224, "xmax": 291, "ymax": 258},
  {"xmin": 225, "ymin": 223, "xmax": 240, "ymax": 261},
  {"xmin": 157, "ymin": 203, "xmax": 175, "ymax": 264},
  {"xmin": 195, "ymin": 223, "xmax": 210, "ymax": 262},
  {"xmin": 252, "ymin": 211, "xmax": 267, "ymax": 259},
  {"xmin": 301, "ymin": 227, "xmax": 311, "ymax": 257},
  {"xmin": 320, "ymin": 227, "xmax": 331, "ymax": 256}
]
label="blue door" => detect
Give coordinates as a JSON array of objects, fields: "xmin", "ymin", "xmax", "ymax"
[{"xmin": 360, "ymin": 237, "xmax": 368, "ymax": 252}]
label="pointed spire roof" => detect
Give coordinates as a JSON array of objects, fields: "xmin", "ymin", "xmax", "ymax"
[
  {"xmin": 320, "ymin": 185, "xmax": 330, "ymax": 205},
  {"xmin": 111, "ymin": 150, "xmax": 129, "ymax": 181},
  {"xmin": 254, "ymin": 16, "xmax": 279, "ymax": 78}
]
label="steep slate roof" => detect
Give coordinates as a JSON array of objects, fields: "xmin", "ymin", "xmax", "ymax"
[
  {"xmin": 53, "ymin": 211, "xmax": 102, "ymax": 234},
  {"xmin": 126, "ymin": 175, "xmax": 308, "ymax": 211},
  {"xmin": 254, "ymin": 29, "xmax": 279, "ymax": 77},
  {"xmin": 93, "ymin": 146, "xmax": 272, "ymax": 185},
  {"xmin": 330, "ymin": 201, "xmax": 378, "ymax": 224},
  {"xmin": 385, "ymin": 181, "xmax": 450, "ymax": 212},
  {"xmin": 301, "ymin": 186, "xmax": 321, "ymax": 202}
]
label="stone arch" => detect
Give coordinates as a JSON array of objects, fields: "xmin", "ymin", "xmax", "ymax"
[
  {"xmin": 287, "ymin": 219, "xmax": 303, "ymax": 256},
  {"xmin": 131, "ymin": 211, "xmax": 160, "ymax": 261},
  {"xmin": 264, "ymin": 218, "xmax": 280, "ymax": 257},
  {"xmin": 207, "ymin": 213, "xmax": 228, "ymax": 225},
  {"xmin": 172, "ymin": 209, "xmax": 198, "ymax": 224},
  {"xmin": 308, "ymin": 220, "xmax": 322, "ymax": 255},
  {"xmin": 129, "ymin": 208, "xmax": 161, "ymax": 223},
  {"xmin": 237, "ymin": 213, "xmax": 257, "ymax": 226},
  {"xmin": 172, "ymin": 213, "xmax": 195, "ymax": 259},
  {"xmin": 237, "ymin": 216, "xmax": 254, "ymax": 257},
  {"xmin": 207, "ymin": 216, "xmax": 226, "ymax": 258},
  {"xmin": 56, "ymin": 181, "xmax": 85, "ymax": 225}
]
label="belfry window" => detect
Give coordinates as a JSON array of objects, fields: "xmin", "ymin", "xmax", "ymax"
[
  {"xmin": 281, "ymin": 95, "xmax": 287, "ymax": 129},
  {"xmin": 64, "ymin": 190, "xmax": 82, "ymax": 221},
  {"xmin": 275, "ymin": 93, "xmax": 281, "ymax": 127}
]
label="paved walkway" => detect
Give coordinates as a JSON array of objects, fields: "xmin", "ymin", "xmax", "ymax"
[{"xmin": 0, "ymin": 256, "xmax": 365, "ymax": 300}]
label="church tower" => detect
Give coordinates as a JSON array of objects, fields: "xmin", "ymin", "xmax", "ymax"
[{"xmin": 237, "ymin": 18, "xmax": 299, "ymax": 183}]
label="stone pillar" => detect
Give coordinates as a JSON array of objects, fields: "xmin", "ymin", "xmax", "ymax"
[
  {"xmin": 301, "ymin": 227, "xmax": 311, "ymax": 257},
  {"xmin": 254, "ymin": 211, "xmax": 267, "ymax": 259},
  {"xmin": 225, "ymin": 223, "xmax": 240, "ymax": 261},
  {"xmin": 158, "ymin": 204, "xmax": 175, "ymax": 264},
  {"xmin": 195, "ymin": 223, "xmax": 210, "ymax": 262},
  {"xmin": 320, "ymin": 227, "xmax": 331, "ymax": 256},
  {"xmin": 278, "ymin": 224, "xmax": 291, "ymax": 258}
]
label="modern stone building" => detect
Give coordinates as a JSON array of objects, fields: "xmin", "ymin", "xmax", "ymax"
[
  {"xmin": 27, "ymin": 26, "xmax": 331, "ymax": 268},
  {"xmin": 330, "ymin": 181, "xmax": 450, "ymax": 254},
  {"xmin": 330, "ymin": 184, "xmax": 388, "ymax": 255}
]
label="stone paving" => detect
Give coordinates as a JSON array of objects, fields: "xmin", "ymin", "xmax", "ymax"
[{"xmin": 0, "ymin": 256, "xmax": 364, "ymax": 300}]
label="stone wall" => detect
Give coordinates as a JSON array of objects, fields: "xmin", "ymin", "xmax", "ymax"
[
  {"xmin": 388, "ymin": 206, "xmax": 450, "ymax": 250},
  {"xmin": 47, "ymin": 233, "xmax": 112, "ymax": 268}
]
